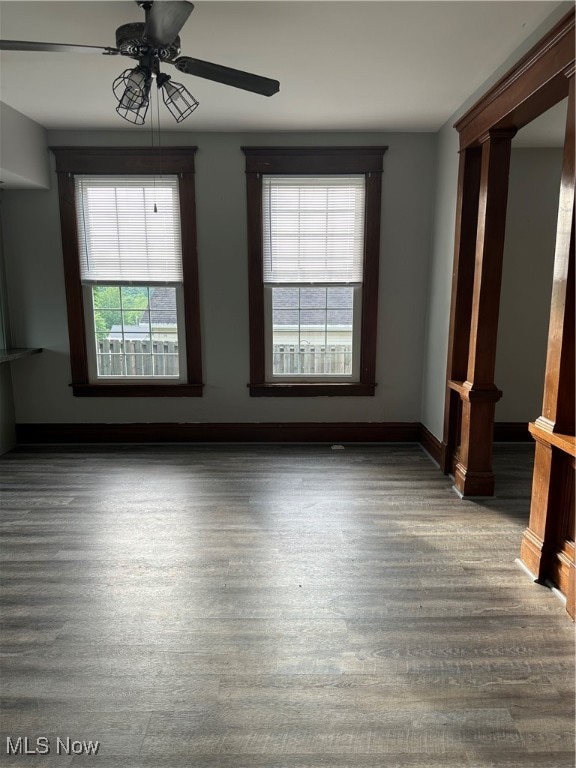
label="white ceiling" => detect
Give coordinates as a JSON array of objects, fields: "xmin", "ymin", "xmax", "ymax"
[{"xmin": 0, "ymin": 1, "xmax": 568, "ymax": 138}]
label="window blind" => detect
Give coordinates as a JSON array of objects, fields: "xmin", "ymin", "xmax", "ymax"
[
  {"xmin": 262, "ymin": 175, "xmax": 365, "ymax": 284},
  {"xmin": 75, "ymin": 176, "xmax": 183, "ymax": 284}
]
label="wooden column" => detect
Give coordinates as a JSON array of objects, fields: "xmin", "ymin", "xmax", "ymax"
[
  {"xmin": 452, "ymin": 129, "xmax": 515, "ymax": 497},
  {"xmin": 441, "ymin": 147, "xmax": 482, "ymax": 474},
  {"xmin": 521, "ymin": 71, "xmax": 576, "ymax": 617}
]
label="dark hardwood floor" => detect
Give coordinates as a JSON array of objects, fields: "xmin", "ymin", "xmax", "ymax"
[{"xmin": 0, "ymin": 443, "xmax": 573, "ymax": 767}]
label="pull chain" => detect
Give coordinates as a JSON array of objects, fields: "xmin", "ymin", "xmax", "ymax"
[{"xmin": 154, "ymin": 83, "xmax": 163, "ymax": 213}]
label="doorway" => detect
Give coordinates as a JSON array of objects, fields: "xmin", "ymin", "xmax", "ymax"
[
  {"xmin": 495, "ymin": 100, "xmax": 567, "ymax": 436},
  {"xmin": 442, "ymin": 10, "xmax": 575, "ymax": 614}
]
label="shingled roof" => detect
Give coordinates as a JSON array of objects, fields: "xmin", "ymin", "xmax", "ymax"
[
  {"xmin": 142, "ymin": 287, "xmax": 178, "ymax": 325},
  {"xmin": 272, "ymin": 287, "xmax": 353, "ymax": 326}
]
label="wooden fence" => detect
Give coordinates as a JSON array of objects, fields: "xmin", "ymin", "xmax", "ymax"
[
  {"xmin": 97, "ymin": 339, "xmax": 353, "ymax": 377},
  {"xmin": 273, "ymin": 344, "xmax": 352, "ymax": 375},
  {"xmin": 97, "ymin": 339, "xmax": 179, "ymax": 376}
]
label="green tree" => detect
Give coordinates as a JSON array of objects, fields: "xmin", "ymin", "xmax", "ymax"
[{"xmin": 93, "ymin": 286, "xmax": 149, "ymax": 335}]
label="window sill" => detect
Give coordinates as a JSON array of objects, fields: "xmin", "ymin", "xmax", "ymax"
[
  {"xmin": 72, "ymin": 383, "xmax": 203, "ymax": 397},
  {"xmin": 0, "ymin": 347, "xmax": 42, "ymax": 364},
  {"xmin": 249, "ymin": 382, "xmax": 376, "ymax": 397}
]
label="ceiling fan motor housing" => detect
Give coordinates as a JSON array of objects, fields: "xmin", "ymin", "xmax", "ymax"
[{"xmin": 115, "ymin": 23, "xmax": 181, "ymax": 60}]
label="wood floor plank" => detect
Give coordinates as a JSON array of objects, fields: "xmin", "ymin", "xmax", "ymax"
[
  {"xmin": 0, "ymin": 444, "xmax": 573, "ymax": 765},
  {"xmin": 67, "ymin": 755, "xmax": 472, "ymax": 768}
]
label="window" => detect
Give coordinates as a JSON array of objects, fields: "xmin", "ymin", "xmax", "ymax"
[
  {"xmin": 52, "ymin": 147, "xmax": 202, "ymax": 397},
  {"xmin": 76, "ymin": 175, "xmax": 184, "ymax": 381},
  {"xmin": 242, "ymin": 146, "xmax": 387, "ymax": 396},
  {"xmin": 263, "ymin": 175, "xmax": 364, "ymax": 382}
]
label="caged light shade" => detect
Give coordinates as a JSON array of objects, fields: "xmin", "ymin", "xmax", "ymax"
[
  {"xmin": 113, "ymin": 66, "xmax": 151, "ymax": 125},
  {"xmin": 157, "ymin": 74, "xmax": 199, "ymax": 123}
]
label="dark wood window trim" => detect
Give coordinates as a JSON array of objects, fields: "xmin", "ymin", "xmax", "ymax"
[
  {"xmin": 242, "ymin": 146, "xmax": 387, "ymax": 397},
  {"xmin": 51, "ymin": 147, "xmax": 203, "ymax": 397}
]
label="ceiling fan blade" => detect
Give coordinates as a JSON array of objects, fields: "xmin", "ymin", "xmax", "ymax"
[
  {"xmin": 144, "ymin": 1, "xmax": 194, "ymax": 48},
  {"xmin": 173, "ymin": 57, "xmax": 280, "ymax": 97},
  {"xmin": 0, "ymin": 39, "xmax": 118, "ymax": 55}
]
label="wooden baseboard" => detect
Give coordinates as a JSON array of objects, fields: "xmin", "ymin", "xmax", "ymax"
[
  {"xmin": 14, "ymin": 420, "xmax": 533, "ymax": 448},
  {"xmin": 15, "ymin": 421, "xmax": 421, "ymax": 444},
  {"xmin": 419, "ymin": 424, "xmax": 442, "ymax": 464},
  {"xmin": 493, "ymin": 422, "xmax": 531, "ymax": 441}
]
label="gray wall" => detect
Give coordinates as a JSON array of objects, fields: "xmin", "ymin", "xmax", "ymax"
[
  {"xmin": 0, "ymin": 104, "xmax": 49, "ymax": 453},
  {"xmin": 420, "ymin": 119, "xmax": 459, "ymax": 440},
  {"xmin": 0, "ymin": 196, "xmax": 16, "ymax": 453},
  {"xmin": 495, "ymin": 147, "xmax": 562, "ymax": 421},
  {"xmin": 420, "ymin": 3, "xmax": 571, "ymax": 440},
  {"xmin": 0, "ymin": 102, "xmax": 50, "ymax": 188},
  {"xmin": 3, "ymin": 130, "xmax": 437, "ymax": 425}
]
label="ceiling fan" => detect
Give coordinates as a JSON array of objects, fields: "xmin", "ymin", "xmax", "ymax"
[{"xmin": 0, "ymin": 0, "xmax": 280, "ymax": 125}]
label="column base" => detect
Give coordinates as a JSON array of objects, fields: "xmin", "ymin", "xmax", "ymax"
[
  {"xmin": 520, "ymin": 527, "xmax": 549, "ymax": 581},
  {"xmin": 454, "ymin": 461, "xmax": 495, "ymax": 497},
  {"xmin": 521, "ymin": 528, "xmax": 575, "ymax": 619}
]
